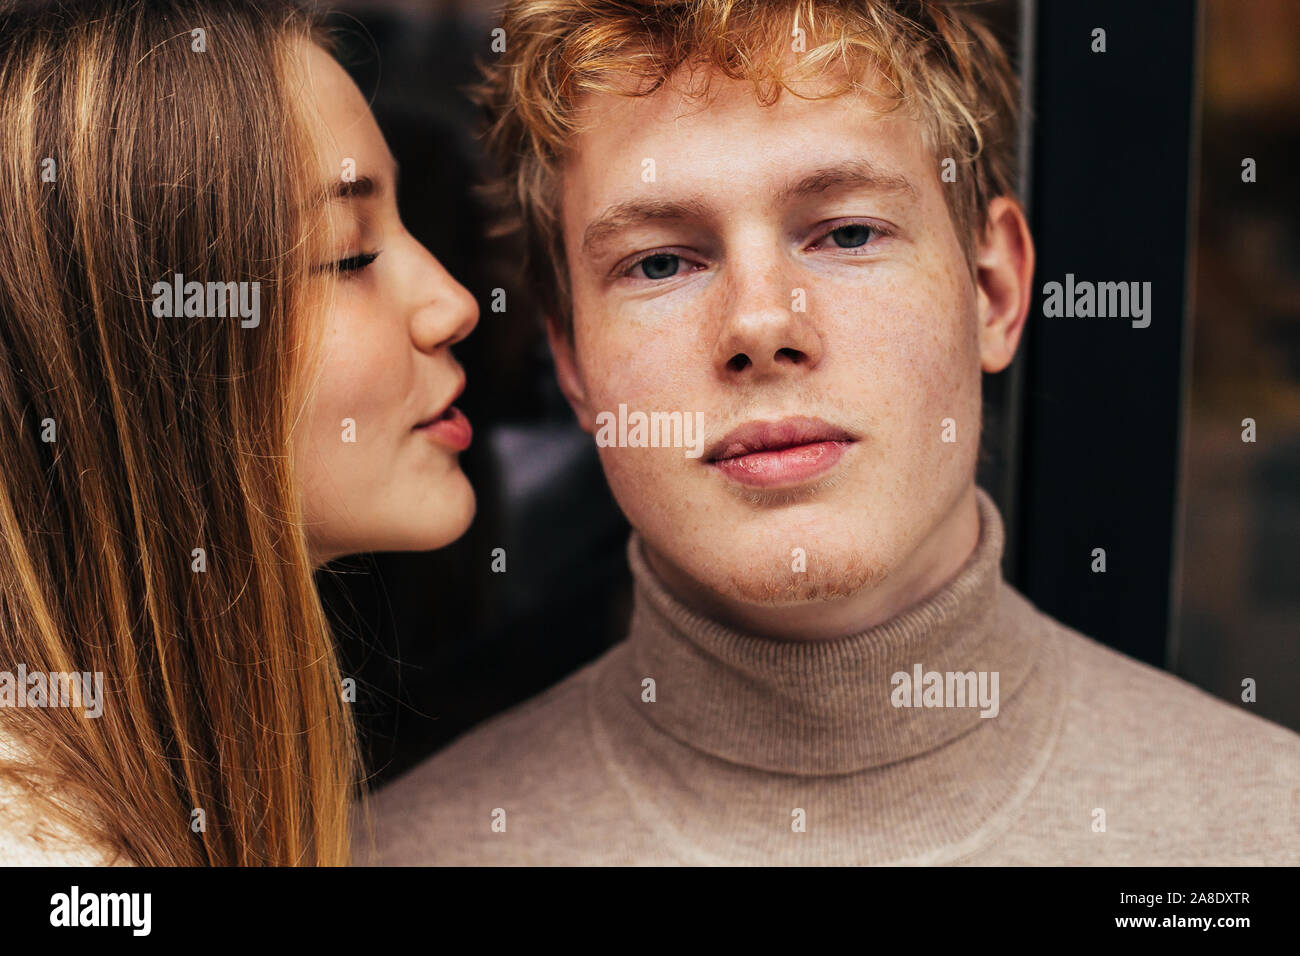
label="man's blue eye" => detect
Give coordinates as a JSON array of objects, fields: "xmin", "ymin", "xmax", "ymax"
[
  {"xmin": 638, "ymin": 254, "xmax": 680, "ymax": 280},
  {"xmin": 829, "ymin": 225, "xmax": 873, "ymax": 248}
]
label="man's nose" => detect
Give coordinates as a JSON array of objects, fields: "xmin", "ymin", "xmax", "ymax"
[{"xmin": 711, "ymin": 254, "xmax": 824, "ymax": 378}]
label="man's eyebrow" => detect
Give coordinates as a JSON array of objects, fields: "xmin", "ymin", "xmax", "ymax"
[
  {"xmin": 776, "ymin": 159, "xmax": 919, "ymax": 203},
  {"xmin": 578, "ymin": 161, "xmax": 916, "ymax": 257},
  {"xmin": 580, "ymin": 198, "xmax": 711, "ymax": 257}
]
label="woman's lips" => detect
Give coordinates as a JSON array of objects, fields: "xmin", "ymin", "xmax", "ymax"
[
  {"xmin": 414, "ymin": 405, "xmax": 472, "ymax": 452},
  {"xmin": 710, "ymin": 439, "xmax": 849, "ymax": 487}
]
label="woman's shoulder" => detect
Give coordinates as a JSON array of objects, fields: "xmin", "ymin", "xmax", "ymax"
[
  {"xmin": 0, "ymin": 729, "xmax": 123, "ymax": 866},
  {"xmin": 0, "ymin": 814, "xmax": 118, "ymax": 865}
]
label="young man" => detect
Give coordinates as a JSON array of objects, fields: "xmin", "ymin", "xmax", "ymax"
[{"xmin": 365, "ymin": 0, "xmax": 1300, "ymax": 864}]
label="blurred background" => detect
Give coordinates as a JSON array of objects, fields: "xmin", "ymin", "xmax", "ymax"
[
  {"xmin": 1173, "ymin": 0, "xmax": 1300, "ymax": 737},
  {"xmin": 311, "ymin": 0, "xmax": 1300, "ymax": 789}
]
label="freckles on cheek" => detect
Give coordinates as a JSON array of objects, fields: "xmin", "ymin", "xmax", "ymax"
[
  {"xmin": 580, "ymin": 327, "xmax": 678, "ymax": 408},
  {"xmin": 901, "ymin": 330, "xmax": 973, "ymax": 431},
  {"xmin": 313, "ymin": 341, "xmax": 386, "ymax": 445},
  {"xmin": 844, "ymin": 277, "xmax": 973, "ymax": 430}
]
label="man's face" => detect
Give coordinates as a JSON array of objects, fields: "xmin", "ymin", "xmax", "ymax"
[{"xmin": 554, "ymin": 67, "xmax": 1024, "ymax": 637}]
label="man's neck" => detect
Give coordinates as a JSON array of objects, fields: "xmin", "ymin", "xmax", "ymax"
[{"xmin": 643, "ymin": 483, "xmax": 982, "ymax": 642}]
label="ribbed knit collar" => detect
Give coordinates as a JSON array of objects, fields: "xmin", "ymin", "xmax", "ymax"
[
  {"xmin": 586, "ymin": 487, "xmax": 1064, "ymax": 863},
  {"xmin": 616, "ymin": 487, "xmax": 1039, "ymax": 775}
]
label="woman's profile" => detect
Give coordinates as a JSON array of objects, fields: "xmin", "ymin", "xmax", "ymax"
[{"xmin": 0, "ymin": 0, "xmax": 478, "ymax": 865}]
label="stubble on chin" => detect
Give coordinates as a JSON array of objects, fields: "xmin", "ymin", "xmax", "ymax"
[{"xmin": 717, "ymin": 545, "xmax": 890, "ymax": 606}]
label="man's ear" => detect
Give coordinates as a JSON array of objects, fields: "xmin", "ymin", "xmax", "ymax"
[
  {"xmin": 545, "ymin": 314, "xmax": 595, "ymax": 433},
  {"xmin": 975, "ymin": 196, "xmax": 1035, "ymax": 373}
]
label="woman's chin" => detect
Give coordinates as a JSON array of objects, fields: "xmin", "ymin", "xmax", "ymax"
[
  {"xmin": 310, "ymin": 481, "xmax": 476, "ymax": 564},
  {"xmin": 388, "ymin": 483, "xmax": 477, "ymax": 553},
  {"xmin": 417, "ymin": 506, "xmax": 476, "ymax": 552}
]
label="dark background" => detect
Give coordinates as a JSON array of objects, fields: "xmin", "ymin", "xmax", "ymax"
[{"xmin": 312, "ymin": 0, "xmax": 1300, "ymax": 790}]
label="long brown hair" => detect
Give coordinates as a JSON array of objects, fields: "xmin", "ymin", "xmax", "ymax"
[{"xmin": 0, "ymin": 0, "xmax": 360, "ymax": 865}]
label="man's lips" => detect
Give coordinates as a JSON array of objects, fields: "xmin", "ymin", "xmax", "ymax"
[{"xmin": 705, "ymin": 416, "xmax": 854, "ymax": 488}]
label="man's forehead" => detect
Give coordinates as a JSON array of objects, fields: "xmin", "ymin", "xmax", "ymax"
[{"xmin": 561, "ymin": 72, "xmax": 929, "ymax": 237}]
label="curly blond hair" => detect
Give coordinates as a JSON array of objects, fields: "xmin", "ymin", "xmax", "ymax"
[{"xmin": 475, "ymin": 0, "xmax": 1022, "ymax": 334}]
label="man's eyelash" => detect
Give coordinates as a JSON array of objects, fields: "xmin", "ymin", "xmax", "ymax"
[
  {"xmin": 809, "ymin": 222, "xmax": 889, "ymax": 250},
  {"xmin": 618, "ymin": 222, "xmax": 892, "ymax": 276},
  {"xmin": 621, "ymin": 250, "xmax": 688, "ymax": 278}
]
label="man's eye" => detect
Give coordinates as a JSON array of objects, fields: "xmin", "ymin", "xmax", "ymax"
[
  {"xmin": 333, "ymin": 251, "xmax": 379, "ymax": 276},
  {"xmin": 631, "ymin": 253, "xmax": 681, "ymax": 280},
  {"xmin": 827, "ymin": 224, "xmax": 874, "ymax": 248}
]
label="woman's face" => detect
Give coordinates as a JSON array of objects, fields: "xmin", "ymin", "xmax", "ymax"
[{"xmin": 289, "ymin": 41, "xmax": 479, "ymax": 565}]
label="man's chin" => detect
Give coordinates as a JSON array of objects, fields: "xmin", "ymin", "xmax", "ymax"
[
  {"xmin": 666, "ymin": 546, "xmax": 892, "ymax": 609},
  {"xmin": 720, "ymin": 563, "xmax": 888, "ymax": 606}
]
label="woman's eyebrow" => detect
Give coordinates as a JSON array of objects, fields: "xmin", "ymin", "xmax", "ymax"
[
  {"xmin": 330, "ymin": 175, "xmax": 378, "ymax": 201},
  {"xmin": 327, "ymin": 158, "xmax": 400, "ymax": 202}
]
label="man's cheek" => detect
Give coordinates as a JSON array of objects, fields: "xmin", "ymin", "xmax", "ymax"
[
  {"xmin": 883, "ymin": 320, "xmax": 971, "ymax": 405},
  {"xmin": 583, "ymin": 358, "xmax": 666, "ymax": 412},
  {"xmin": 595, "ymin": 446, "xmax": 682, "ymax": 511}
]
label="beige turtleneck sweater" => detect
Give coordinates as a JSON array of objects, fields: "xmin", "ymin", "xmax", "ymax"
[{"xmin": 362, "ymin": 487, "xmax": 1300, "ymax": 865}]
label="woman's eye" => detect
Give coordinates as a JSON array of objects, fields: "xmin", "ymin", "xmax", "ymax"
[
  {"xmin": 333, "ymin": 251, "xmax": 379, "ymax": 277},
  {"xmin": 633, "ymin": 253, "xmax": 681, "ymax": 280},
  {"xmin": 827, "ymin": 224, "xmax": 874, "ymax": 248}
]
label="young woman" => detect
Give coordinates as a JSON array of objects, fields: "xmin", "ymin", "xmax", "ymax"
[{"xmin": 0, "ymin": 0, "xmax": 478, "ymax": 865}]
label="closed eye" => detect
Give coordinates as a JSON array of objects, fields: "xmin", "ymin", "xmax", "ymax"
[
  {"xmin": 333, "ymin": 251, "xmax": 380, "ymax": 276},
  {"xmin": 312, "ymin": 251, "xmax": 381, "ymax": 279}
]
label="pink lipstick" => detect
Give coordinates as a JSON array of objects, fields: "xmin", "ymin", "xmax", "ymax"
[{"xmin": 414, "ymin": 405, "xmax": 472, "ymax": 452}]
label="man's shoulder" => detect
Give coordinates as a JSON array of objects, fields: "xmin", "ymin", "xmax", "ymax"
[
  {"xmin": 1046, "ymin": 610, "xmax": 1300, "ymax": 767},
  {"xmin": 1009, "ymin": 604, "xmax": 1300, "ymax": 862},
  {"xmin": 360, "ymin": 646, "xmax": 633, "ymax": 864},
  {"xmin": 381, "ymin": 650, "xmax": 606, "ymax": 792}
]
